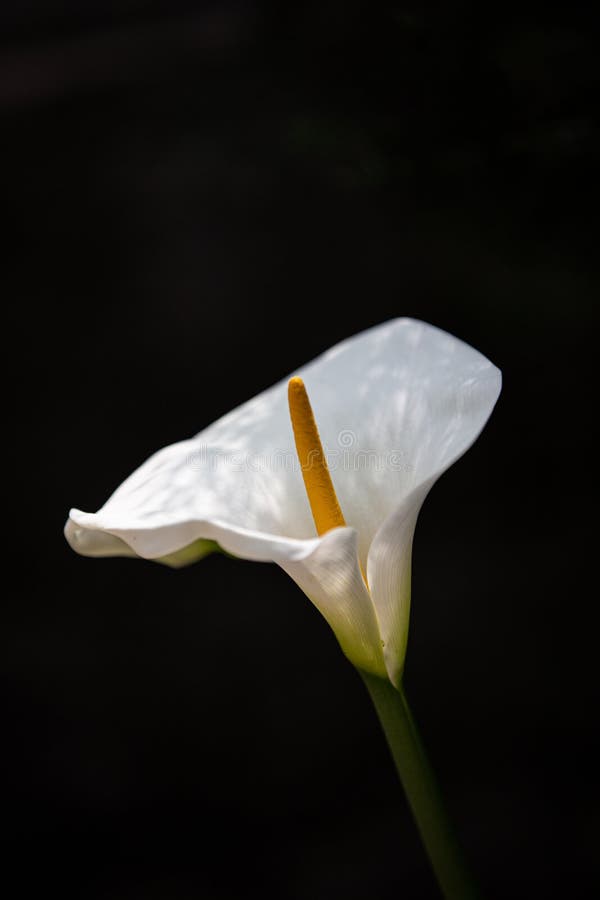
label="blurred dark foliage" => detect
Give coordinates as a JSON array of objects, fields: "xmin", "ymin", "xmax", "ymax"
[{"xmin": 2, "ymin": 2, "xmax": 598, "ymax": 899}]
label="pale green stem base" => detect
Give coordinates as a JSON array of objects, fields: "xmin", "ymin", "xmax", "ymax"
[{"xmin": 360, "ymin": 671, "xmax": 481, "ymax": 900}]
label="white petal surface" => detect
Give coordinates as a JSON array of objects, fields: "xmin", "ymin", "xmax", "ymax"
[
  {"xmin": 279, "ymin": 527, "xmax": 386, "ymax": 677},
  {"xmin": 66, "ymin": 318, "xmax": 500, "ymax": 678},
  {"xmin": 66, "ymin": 319, "xmax": 499, "ymax": 557},
  {"xmin": 366, "ymin": 482, "xmax": 431, "ymax": 687},
  {"xmin": 67, "ymin": 513, "xmax": 385, "ymax": 675},
  {"xmin": 365, "ymin": 330, "xmax": 502, "ymax": 685},
  {"xmin": 65, "ymin": 518, "xmax": 137, "ymax": 559}
]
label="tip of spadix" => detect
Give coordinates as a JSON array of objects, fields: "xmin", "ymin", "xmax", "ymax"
[{"xmin": 288, "ymin": 376, "xmax": 308, "ymax": 404}]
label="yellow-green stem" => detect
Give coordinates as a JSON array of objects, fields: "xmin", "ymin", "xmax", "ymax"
[{"xmin": 360, "ymin": 671, "xmax": 481, "ymax": 900}]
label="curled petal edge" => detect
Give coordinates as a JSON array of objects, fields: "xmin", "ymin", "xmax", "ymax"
[{"xmin": 65, "ymin": 513, "xmax": 386, "ymax": 679}]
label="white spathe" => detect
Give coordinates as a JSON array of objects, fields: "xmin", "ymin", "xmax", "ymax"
[{"xmin": 65, "ymin": 319, "xmax": 501, "ymax": 685}]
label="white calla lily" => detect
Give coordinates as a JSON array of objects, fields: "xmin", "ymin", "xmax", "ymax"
[{"xmin": 65, "ymin": 318, "xmax": 501, "ymax": 686}]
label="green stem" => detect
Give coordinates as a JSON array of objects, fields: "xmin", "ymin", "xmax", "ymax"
[{"xmin": 360, "ymin": 671, "xmax": 481, "ymax": 900}]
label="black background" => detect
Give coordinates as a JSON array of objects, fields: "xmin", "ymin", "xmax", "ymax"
[{"xmin": 3, "ymin": 2, "xmax": 598, "ymax": 898}]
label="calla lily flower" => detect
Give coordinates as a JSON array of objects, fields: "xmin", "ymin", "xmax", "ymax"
[{"xmin": 65, "ymin": 318, "xmax": 501, "ymax": 687}]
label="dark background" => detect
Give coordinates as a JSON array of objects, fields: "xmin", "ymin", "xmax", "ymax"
[{"xmin": 3, "ymin": 2, "xmax": 598, "ymax": 898}]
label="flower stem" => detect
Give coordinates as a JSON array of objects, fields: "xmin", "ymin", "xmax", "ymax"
[{"xmin": 360, "ymin": 671, "xmax": 481, "ymax": 900}]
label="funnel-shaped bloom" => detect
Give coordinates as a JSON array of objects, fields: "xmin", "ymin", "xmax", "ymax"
[{"xmin": 65, "ymin": 319, "xmax": 501, "ymax": 685}]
